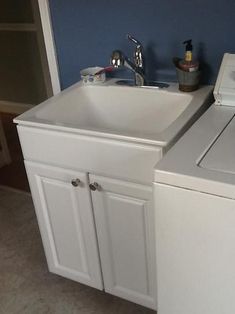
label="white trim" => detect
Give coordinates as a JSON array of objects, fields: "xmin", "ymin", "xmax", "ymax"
[
  {"xmin": 37, "ymin": 0, "xmax": 61, "ymax": 95},
  {"xmin": 0, "ymin": 23, "xmax": 36, "ymax": 31}
]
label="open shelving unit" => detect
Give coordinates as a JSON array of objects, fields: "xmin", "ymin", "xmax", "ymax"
[
  {"xmin": 0, "ymin": 0, "xmax": 55, "ymax": 114},
  {"xmin": 0, "ymin": 23, "xmax": 36, "ymax": 32},
  {"xmin": 0, "ymin": 0, "xmax": 59, "ymax": 167}
]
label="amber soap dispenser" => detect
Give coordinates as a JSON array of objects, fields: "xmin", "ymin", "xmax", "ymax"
[{"xmin": 179, "ymin": 39, "xmax": 199, "ymax": 72}]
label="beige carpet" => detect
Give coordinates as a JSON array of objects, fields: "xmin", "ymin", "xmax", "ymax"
[{"xmin": 0, "ymin": 187, "xmax": 155, "ymax": 314}]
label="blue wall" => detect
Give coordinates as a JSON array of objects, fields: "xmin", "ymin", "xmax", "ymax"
[{"xmin": 49, "ymin": 0, "xmax": 235, "ymax": 90}]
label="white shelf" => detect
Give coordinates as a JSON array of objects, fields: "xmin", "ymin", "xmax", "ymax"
[
  {"xmin": 0, "ymin": 23, "xmax": 36, "ymax": 32},
  {"xmin": 0, "ymin": 100, "xmax": 34, "ymax": 114}
]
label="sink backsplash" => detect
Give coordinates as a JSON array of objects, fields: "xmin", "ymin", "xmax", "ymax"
[{"xmin": 49, "ymin": 0, "xmax": 235, "ymax": 89}]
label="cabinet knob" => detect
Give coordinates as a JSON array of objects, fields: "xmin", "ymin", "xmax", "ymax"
[
  {"xmin": 89, "ymin": 182, "xmax": 99, "ymax": 191},
  {"xmin": 71, "ymin": 178, "xmax": 81, "ymax": 187}
]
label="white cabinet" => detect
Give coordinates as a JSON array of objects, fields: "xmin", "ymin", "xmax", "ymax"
[
  {"xmin": 25, "ymin": 161, "xmax": 103, "ymax": 290},
  {"xmin": 24, "ymin": 161, "xmax": 156, "ymax": 309},
  {"xmin": 90, "ymin": 175, "xmax": 156, "ymax": 309},
  {"xmin": 17, "ymin": 123, "xmax": 158, "ymax": 309}
]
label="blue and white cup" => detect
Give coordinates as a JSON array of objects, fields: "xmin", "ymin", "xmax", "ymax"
[{"xmin": 80, "ymin": 67, "xmax": 106, "ymax": 84}]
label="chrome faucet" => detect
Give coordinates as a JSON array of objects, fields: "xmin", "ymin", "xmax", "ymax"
[{"xmin": 110, "ymin": 34, "xmax": 146, "ymax": 86}]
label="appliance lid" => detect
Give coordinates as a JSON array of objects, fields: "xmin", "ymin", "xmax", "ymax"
[
  {"xmin": 199, "ymin": 114, "xmax": 235, "ymax": 174},
  {"xmin": 154, "ymin": 105, "xmax": 235, "ymax": 199},
  {"xmin": 214, "ymin": 53, "xmax": 235, "ymax": 106}
]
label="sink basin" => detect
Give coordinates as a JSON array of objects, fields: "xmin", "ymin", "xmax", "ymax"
[
  {"xmin": 36, "ymin": 85, "xmax": 191, "ymax": 135},
  {"xmin": 14, "ymin": 79, "xmax": 213, "ymax": 146}
]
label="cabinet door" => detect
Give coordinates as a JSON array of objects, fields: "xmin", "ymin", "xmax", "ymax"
[
  {"xmin": 25, "ymin": 161, "xmax": 103, "ymax": 290},
  {"xmin": 89, "ymin": 175, "xmax": 156, "ymax": 309}
]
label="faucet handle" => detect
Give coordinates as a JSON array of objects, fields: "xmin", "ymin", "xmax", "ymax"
[
  {"xmin": 127, "ymin": 34, "xmax": 145, "ymax": 72},
  {"xmin": 127, "ymin": 34, "xmax": 142, "ymax": 48}
]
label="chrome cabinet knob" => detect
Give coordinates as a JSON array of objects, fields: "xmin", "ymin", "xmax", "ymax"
[
  {"xmin": 71, "ymin": 178, "xmax": 81, "ymax": 187},
  {"xmin": 89, "ymin": 182, "xmax": 99, "ymax": 191}
]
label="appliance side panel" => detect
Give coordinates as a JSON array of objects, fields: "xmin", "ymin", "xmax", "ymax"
[{"xmin": 154, "ymin": 182, "xmax": 235, "ymax": 314}]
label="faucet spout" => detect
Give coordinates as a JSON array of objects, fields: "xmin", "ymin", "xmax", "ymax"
[
  {"xmin": 110, "ymin": 50, "xmax": 125, "ymax": 68},
  {"xmin": 110, "ymin": 48, "xmax": 146, "ymax": 86}
]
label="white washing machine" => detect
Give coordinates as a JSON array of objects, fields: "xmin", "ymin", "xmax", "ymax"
[{"xmin": 154, "ymin": 53, "xmax": 235, "ymax": 314}]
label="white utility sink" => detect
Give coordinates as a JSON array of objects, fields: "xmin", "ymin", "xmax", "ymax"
[
  {"xmin": 15, "ymin": 79, "xmax": 213, "ymax": 146},
  {"xmin": 14, "ymin": 78, "xmax": 213, "ymax": 310}
]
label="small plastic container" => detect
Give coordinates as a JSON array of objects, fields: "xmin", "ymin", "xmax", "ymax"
[{"xmin": 80, "ymin": 67, "xmax": 106, "ymax": 84}]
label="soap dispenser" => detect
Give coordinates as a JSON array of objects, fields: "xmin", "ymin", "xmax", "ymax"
[{"xmin": 179, "ymin": 39, "xmax": 199, "ymax": 72}]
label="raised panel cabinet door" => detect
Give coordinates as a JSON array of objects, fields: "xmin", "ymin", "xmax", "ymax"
[
  {"xmin": 25, "ymin": 161, "xmax": 103, "ymax": 290},
  {"xmin": 89, "ymin": 175, "xmax": 157, "ymax": 310}
]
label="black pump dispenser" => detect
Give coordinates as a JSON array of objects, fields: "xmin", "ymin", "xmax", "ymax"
[
  {"xmin": 183, "ymin": 40, "xmax": 193, "ymax": 53},
  {"xmin": 179, "ymin": 39, "xmax": 199, "ymax": 72}
]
